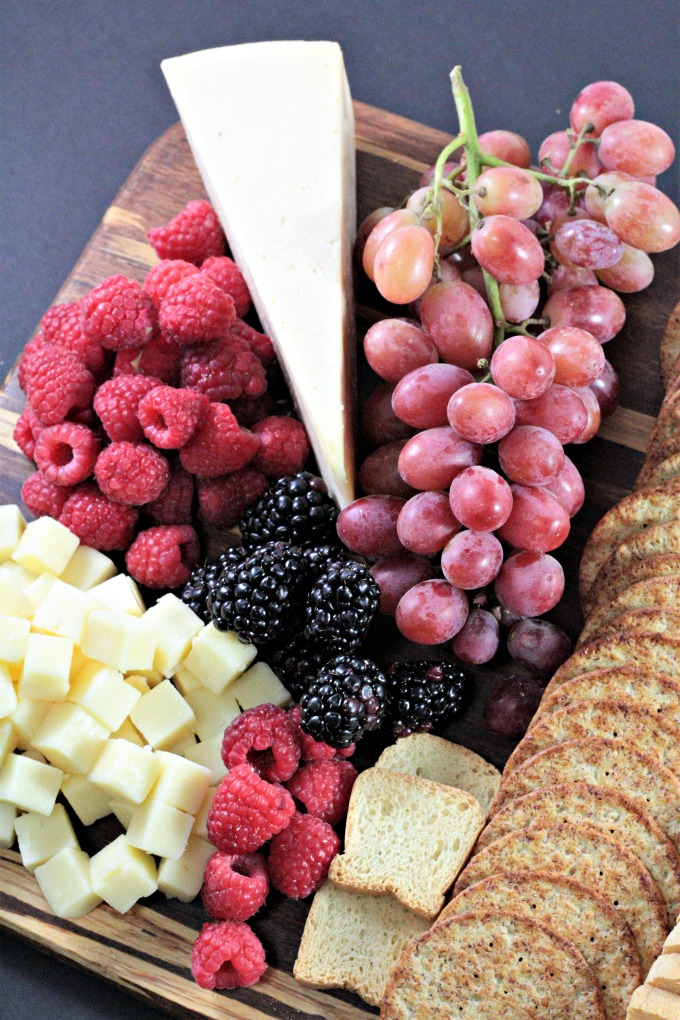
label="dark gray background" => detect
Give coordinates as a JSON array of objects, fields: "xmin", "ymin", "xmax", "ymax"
[{"xmin": 1, "ymin": 1, "xmax": 679, "ymax": 1017}]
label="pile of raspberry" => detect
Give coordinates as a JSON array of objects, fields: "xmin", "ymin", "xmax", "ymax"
[
  {"xmin": 192, "ymin": 702, "xmax": 357, "ymax": 991},
  {"xmin": 14, "ymin": 199, "xmax": 310, "ymax": 589}
]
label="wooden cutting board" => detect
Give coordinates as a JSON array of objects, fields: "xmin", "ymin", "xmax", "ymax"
[{"xmin": 0, "ymin": 102, "xmax": 678, "ymax": 1019}]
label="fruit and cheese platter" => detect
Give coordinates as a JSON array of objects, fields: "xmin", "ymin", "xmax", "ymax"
[{"xmin": 1, "ymin": 39, "xmax": 680, "ymax": 1020}]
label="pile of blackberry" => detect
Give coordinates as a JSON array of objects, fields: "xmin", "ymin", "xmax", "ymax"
[
  {"xmin": 384, "ymin": 661, "xmax": 468, "ymax": 737},
  {"xmin": 299, "ymin": 655, "xmax": 388, "ymax": 749},
  {"xmin": 240, "ymin": 472, "xmax": 339, "ymax": 549},
  {"xmin": 181, "ymin": 546, "xmax": 246, "ymax": 623}
]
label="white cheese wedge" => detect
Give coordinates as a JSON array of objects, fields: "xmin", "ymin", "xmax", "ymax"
[{"xmin": 162, "ymin": 40, "xmax": 357, "ymax": 506}]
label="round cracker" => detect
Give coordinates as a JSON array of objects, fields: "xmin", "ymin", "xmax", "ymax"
[
  {"xmin": 531, "ymin": 667, "xmax": 680, "ymax": 730},
  {"xmin": 585, "ymin": 607, "xmax": 680, "ymax": 644},
  {"xmin": 579, "ymin": 574, "xmax": 680, "ymax": 646},
  {"xmin": 660, "ymin": 299, "xmax": 680, "ymax": 388},
  {"xmin": 585, "ymin": 527, "xmax": 680, "ymax": 614},
  {"xmin": 543, "ymin": 634, "xmax": 680, "ymax": 700},
  {"xmin": 643, "ymin": 391, "xmax": 680, "ymax": 472},
  {"xmin": 636, "ymin": 452, "xmax": 680, "ymax": 491}
]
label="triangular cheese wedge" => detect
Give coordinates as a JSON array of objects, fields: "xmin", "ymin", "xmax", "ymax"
[{"xmin": 162, "ymin": 41, "xmax": 356, "ymax": 506}]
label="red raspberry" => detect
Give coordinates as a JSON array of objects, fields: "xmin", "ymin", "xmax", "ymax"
[
  {"xmin": 288, "ymin": 705, "xmax": 355, "ymax": 763},
  {"xmin": 180, "ymin": 336, "xmax": 267, "ymax": 403},
  {"xmin": 40, "ymin": 301, "xmax": 107, "ymax": 376},
  {"xmin": 201, "ymin": 257, "xmax": 251, "ymax": 318},
  {"xmin": 95, "ymin": 441, "xmax": 170, "ymax": 505},
  {"xmin": 148, "ymin": 200, "xmax": 226, "ymax": 266},
  {"xmin": 146, "ymin": 462, "xmax": 194, "ymax": 525},
  {"xmin": 13, "ymin": 406, "xmax": 43, "ymax": 460},
  {"xmin": 137, "ymin": 385, "xmax": 209, "ymax": 449},
  {"xmin": 59, "ymin": 483, "xmax": 139, "ymax": 550},
  {"xmin": 159, "ymin": 275, "xmax": 235, "ymax": 344},
  {"xmin": 267, "ymin": 811, "xmax": 340, "ymax": 899},
  {"xmin": 179, "ymin": 403, "xmax": 260, "ymax": 479},
  {"xmin": 17, "ymin": 334, "xmax": 49, "ymax": 392},
  {"xmin": 230, "ymin": 392, "xmax": 276, "ymax": 428},
  {"xmin": 144, "ymin": 259, "xmax": 199, "ymax": 306},
  {"xmin": 125, "ymin": 524, "xmax": 199, "ymax": 589},
  {"xmin": 113, "ymin": 334, "xmax": 181, "ymax": 386},
  {"xmin": 221, "ymin": 705, "xmax": 301, "ymax": 783},
  {"xmin": 23, "ymin": 346, "xmax": 95, "ymax": 426},
  {"xmin": 286, "ymin": 760, "xmax": 357, "ymax": 825},
  {"xmin": 81, "ymin": 275, "xmax": 158, "ymax": 351},
  {"xmin": 202, "ymin": 852, "xmax": 269, "ymax": 922},
  {"xmin": 230, "ymin": 318, "xmax": 276, "ymax": 368},
  {"xmin": 196, "ymin": 468, "xmax": 267, "ymax": 528},
  {"xmin": 252, "ymin": 416, "xmax": 310, "ymax": 479},
  {"xmin": 34, "ymin": 423, "xmax": 99, "ymax": 486},
  {"xmin": 93, "ymin": 374, "xmax": 164, "ymax": 442},
  {"xmin": 207, "ymin": 764, "xmax": 296, "ymax": 854},
  {"xmin": 192, "ymin": 920, "xmax": 265, "ymax": 991},
  {"xmin": 21, "ymin": 471, "xmax": 74, "ymax": 519}
]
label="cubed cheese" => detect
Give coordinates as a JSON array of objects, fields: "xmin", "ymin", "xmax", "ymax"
[
  {"xmin": 141, "ymin": 594, "xmax": 204, "ymax": 677},
  {"xmin": 88, "ymin": 739, "xmax": 160, "ymax": 804},
  {"xmin": 130, "ymin": 680, "xmax": 195, "ymax": 750},
  {"xmin": 12, "ymin": 517, "xmax": 79, "ymax": 576},
  {"xmin": 60, "ymin": 545, "xmax": 117, "ymax": 590},
  {"xmin": 229, "ymin": 661, "xmax": 292, "ymax": 711},
  {"xmin": 81, "ymin": 610, "xmax": 155, "ymax": 673},
  {"xmin": 68, "ymin": 660, "xmax": 140, "ymax": 731},
  {"xmin": 0, "ymin": 752, "xmax": 63, "ymax": 814},
  {"xmin": 18, "ymin": 632, "xmax": 73, "ymax": 701},
  {"xmin": 35, "ymin": 847, "xmax": 102, "ymax": 918},
  {"xmin": 183, "ymin": 623, "xmax": 256, "ymax": 693},
  {"xmin": 90, "ymin": 835, "xmax": 157, "ymax": 913},
  {"xmin": 32, "ymin": 579, "xmax": 103, "ymax": 645},
  {"xmin": 157, "ymin": 835, "xmax": 215, "ymax": 902},
  {"xmin": 14, "ymin": 803, "xmax": 79, "ymax": 871},
  {"xmin": 33, "ymin": 702, "xmax": 110, "ymax": 774},
  {"xmin": 61, "ymin": 774, "xmax": 112, "ymax": 826},
  {"xmin": 149, "ymin": 750, "xmax": 211, "ymax": 815},
  {"xmin": 0, "ymin": 615, "xmax": 31, "ymax": 664},
  {"xmin": 0, "ymin": 505, "xmax": 26, "ymax": 563},
  {"xmin": 126, "ymin": 798, "xmax": 194, "ymax": 860},
  {"xmin": 89, "ymin": 574, "xmax": 145, "ymax": 616}
]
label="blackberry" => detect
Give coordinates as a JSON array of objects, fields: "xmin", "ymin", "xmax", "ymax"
[
  {"xmin": 302, "ymin": 543, "xmax": 351, "ymax": 581},
  {"xmin": 266, "ymin": 632, "xmax": 331, "ymax": 702},
  {"xmin": 385, "ymin": 660, "xmax": 467, "ymax": 738},
  {"xmin": 304, "ymin": 561, "xmax": 379, "ymax": 653},
  {"xmin": 208, "ymin": 542, "xmax": 308, "ymax": 645},
  {"xmin": 300, "ymin": 655, "xmax": 387, "ymax": 749},
  {"xmin": 181, "ymin": 546, "xmax": 246, "ymax": 623},
  {"xmin": 239, "ymin": 472, "xmax": 339, "ymax": 550}
]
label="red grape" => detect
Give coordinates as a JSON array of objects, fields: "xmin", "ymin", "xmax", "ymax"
[
  {"xmin": 596, "ymin": 243, "xmax": 654, "ymax": 292},
  {"xmin": 362, "ymin": 383, "xmax": 414, "ymax": 446},
  {"xmin": 498, "ymin": 485, "xmax": 570, "ymax": 552},
  {"xmin": 542, "ymin": 285, "xmax": 625, "ymax": 343},
  {"xmin": 543, "ymin": 455, "xmax": 585, "ymax": 517},
  {"xmin": 498, "ymin": 426, "xmax": 565, "ymax": 486},
  {"xmin": 370, "ymin": 552, "xmax": 434, "ymax": 616},
  {"xmin": 589, "ymin": 360, "xmax": 620, "ymax": 418},
  {"xmin": 538, "ymin": 130, "xmax": 600, "ymax": 179},
  {"xmin": 406, "ymin": 186, "xmax": 469, "ymax": 252},
  {"xmin": 451, "ymin": 608, "xmax": 500, "ymax": 664},
  {"xmin": 462, "ymin": 265, "xmax": 487, "ymax": 298},
  {"xmin": 392, "ymin": 363, "xmax": 473, "ymax": 428},
  {"xmin": 598, "ymin": 119, "xmax": 675, "ymax": 177},
  {"xmin": 354, "ymin": 207, "xmax": 393, "ymax": 270},
  {"xmin": 572, "ymin": 385, "xmax": 601, "ymax": 444},
  {"xmin": 484, "ymin": 675, "xmax": 546, "ymax": 737},
  {"xmin": 490, "ymin": 336, "xmax": 555, "ymax": 400},
  {"xmin": 362, "ymin": 209, "xmax": 417, "ymax": 280},
  {"xmin": 603, "ymin": 182, "xmax": 680, "ymax": 253},
  {"xmin": 535, "ymin": 182, "xmax": 571, "ymax": 229},
  {"xmin": 537, "ymin": 326, "xmax": 605, "ymax": 388},
  {"xmin": 472, "ymin": 167, "xmax": 543, "ymax": 219},
  {"xmin": 419, "ymin": 281, "xmax": 494, "ymax": 371},
  {"xmin": 499, "ymin": 281, "xmax": 541, "ymax": 323},
  {"xmin": 410, "ymin": 256, "xmax": 462, "ymax": 318},
  {"xmin": 547, "ymin": 264, "xmax": 598, "ymax": 296},
  {"xmin": 398, "ymin": 427, "xmax": 482, "ymax": 491},
  {"xmin": 495, "ymin": 605, "xmax": 524, "ymax": 632},
  {"xmin": 584, "ymin": 171, "xmax": 634, "ymax": 222},
  {"xmin": 396, "ymin": 579, "xmax": 469, "ymax": 644},
  {"xmin": 419, "ymin": 159, "xmax": 462, "ymax": 187},
  {"xmin": 447, "ymin": 382, "xmax": 516, "ymax": 444},
  {"xmin": 441, "ymin": 529, "xmax": 504, "ymax": 589},
  {"xmin": 507, "ymin": 618, "xmax": 573, "ymax": 676},
  {"xmin": 449, "ymin": 466, "xmax": 513, "ymax": 531},
  {"xmin": 397, "ymin": 491, "xmax": 461, "ymax": 555},
  {"xmin": 494, "ymin": 550, "xmax": 565, "ymax": 615},
  {"xmin": 471, "ymin": 215, "xmax": 545, "ymax": 285},
  {"xmin": 374, "ymin": 224, "xmax": 436, "ymax": 304},
  {"xmin": 569, "ymin": 80, "xmax": 635, "ymax": 138},
  {"xmin": 363, "ymin": 318, "xmax": 438, "ymax": 383},
  {"xmin": 358, "ymin": 442, "xmax": 414, "ymax": 499},
  {"xmin": 513, "ymin": 384, "xmax": 588, "ymax": 444},
  {"xmin": 336, "ymin": 495, "xmax": 405, "ymax": 560},
  {"xmin": 478, "ymin": 130, "xmax": 532, "ymax": 168},
  {"xmin": 552, "ymin": 218, "xmax": 623, "ymax": 270}
]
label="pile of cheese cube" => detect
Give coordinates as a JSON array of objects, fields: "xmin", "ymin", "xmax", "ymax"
[{"xmin": 0, "ymin": 504, "xmax": 291, "ymax": 918}]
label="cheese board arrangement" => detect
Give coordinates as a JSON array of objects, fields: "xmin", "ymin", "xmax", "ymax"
[{"xmin": 1, "ymin": 39, "xmax": 680, "ymax": 1020}]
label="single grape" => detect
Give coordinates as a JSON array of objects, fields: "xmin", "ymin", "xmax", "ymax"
[
  {"xmin": 478, "ymin": 129, "xmax": 532, "ymax": 168},
  {"xmin": 373, "ymin": 224, "xmax": 436, "ymax": 304},
  {"xmin": 490, "ymin": 336, "xmax": 556, "ymax": 400},
  {"xmin": 406, "ymin": 186, "xmax": 469, "ymax": 253},
  {"xmin": 570, "ymin": 80, "xmax": 635, "ymax": 137},
  {"xmin": 451, "ymin": 608, "xmax": 501, "ymax": 664},
  {"xmin": 461, "ymin": 265, "xmax": 487, "ymax": 298},
  {"xmin": 572, "ymin": 385, "xmax": 602, "ymax": 444},
  {"xmin": 419, "ymin": 281, "xmax": 494, "ymax": 371},
  {"xmin": 447, "ymin": 382, "xmax": 516, "ymax": 444},
  {"xmin": 507, "ymin": 618, "xmax": 573, "ymax": 676},
  {"xmin": 336, "ymin": 494, "xmax": 405, "ymax": 560},
  {"xmin": 370, "ymin": 552, "xmax": 434, "ymax": 616},
  {"xmin": 598, "ymin": 119, "xmax": 675, "ymax": 177},
  {"xmin": 362, "ymin": 383, "xmax": 415, "ymax": 446},
  {"xmin": 543, "ymin": 455, "xmax": 585, "ymax": 517},
  {"xmin": 449, "ymin": 466, "xmax": 513, "ymax": 531},
  {"xmin": 410, "ymin": 256, "xmax": 462, "ymax": 318},
  {"xmin": 484, "ymin": 675, "xmax": 546, "ymax": 738},
  {"xmin": 397, "ymin": 491, "xmax": 461, "ymax": 555},
  {"xmin": 419, "ymin": 159, "xmax": 462, "ymax": 188},
  {"xmin": 472, "ymin": 167, "xmax": 543, "ymax": 220},
  {"xmin": 358, "ymin": 441, "xmax": 414, "ymax": 499},
  {"xmin": 513, "ymin": 384, "xmax": 588, "ymax": 444},
  {"xmin": 471, "ymin": 215, "xmax": 545, "ymax": 285},
  {"xmin": 362, "ymin": 208, "xmax": 417, "ymax": 280},
  {"xmin": 535, "ymin": 182, "xmax": 572, "ymax": 229},
  {"xmin": 603, "ymin": 182, "xmax": 680, "ymax": 253},
  {"xmin": 547, "ymin": 264, "xmax": 598, "ymax": 296},
  {"xmin": 398, "ymin": 427, "xmax": 482, "ymax": 491},
  {"xmin": 498, "ymin": 426, "xmax": 565, "ymax": 486},
  {"xmin": 494, "ymin": 550, "xmax": 565, "ymax": 616},
  {"xmin": 583, "ymin": 171, "xmax": 634, "ymax": 222},
  {"xmin": 392, "ymin": 363, "xmax": 474, "ymax": 429},
  {"xmin": 441, "ymin": 530, "xmax": 504, "ymax": 589},
  {"xmin": 497, "ymin": 485, "xmax": 570, "ymax": 552},
  {"xmin": 521, "ymin": 217, "xmax": 541, "ymax": 236},
  {"xmin": 395, "ymin": 579, "xmax": 469, "ymax": 644},
  {"xmin": 542, "ymin": 284, "xmax": 626, "ymax": 343},
  {"xmin": 537, "ymin": 326, "xmax": 605, "ymax": 388},
  {"xmin": 552, "ymin": 218, "xmax": 623, "ymax": 270},
  {"xmin": 538, "ymin": 130, "xmax": 600, "ymax": 179},
  {"xmin": 363, "ymin": 318, "xmax": 438, "ymax": 383},
  {"xmin": 354, "ymin": 207, "xmax": 393, "ymax": 271},
  {"xmin": 589, "ymin": 360, "xmax": 620, "ymax": 418},
  {"xmin": 499, "ymin": 281, "xmax": 541, "ymax": 323},
  {"xmin": 494, "ymin": 605, "xmax": 524, "ymax": 631},
  {"xmin": 596, "ymin": 243, "xmax": 654, "ymax": 293}
]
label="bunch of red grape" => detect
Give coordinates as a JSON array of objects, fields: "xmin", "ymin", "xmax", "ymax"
[{"xmin": 338, "ymin": 75, "xmax": 679, "ymax": 667}]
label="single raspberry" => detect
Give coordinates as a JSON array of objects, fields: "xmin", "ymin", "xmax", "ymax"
[
  {"xmin": 252, "ymin": 417, "xmax": 310, "ymax": 480},
  {"xmin": 230, "ymin": 318, "xmax": 276, "ymax": 368},
  {"xmin": 159, "ymin": 275, "xmax": 235, "ymax": 344},
  {"xmin": 201, "ymin": 257, "xmax": 251, "ymax": 318},
  {"xmin": 286, "ymin": 760, "xmax": 357, "ymax": 825},
  {"xmin": 125, "ymin": 524, "xmax": 199, "ymax": 589},
  {"xmin": 196, "ymin": 468, "xmax": 268, "ymax": 528},
  {"xmin": 17, "ymin": 334, "xmax": 49, "ymax": 391},
  {"xmin": 113, "ymin": 333, "xmax": 181, "ymax": 386},
  {"xmin": 93, "ymin": 374, "xmax": 164, "ymax": 442},
  {"xmin": 148, "ymin": 200, "xmax": 226, "ymax": 266},
  {"xmin": 13, "ymin": 406, "xmax": 43, "ymax": 460},
  {"xmin": 230, "ymin": 392, "xmax": 276, "ymax": 428},
  {"xmin": 267, "ymin": 811, "xmax": 340, "ymax": 899},
  {"xmin": 179, "ymin": 403, "xmax": 260, "ymax": 478},
  {"xmin": 202, "ymin": 852, "xmax": 269, "ymax": 922},
  {"xmin": 207, "ymin": 764, "xmax": 296, "ymax": 854},
  {"xmin": 59, "ymin": 483, "xmax": 139, "ymax": 550},
  {"xmin": 180, "ymin": 336, "xmax": 267, "ymax": 402},
  {"xmin": 95, "ymin": 441, "xmax": 170, "ymax": 505},
  {"xmin": 146, "ymin": 462, "xmax": 194, "ymax": 525},
  {"xmin": 221, "ymin": 705, "xmax": 301, "ymax": 783},
  {"xmin": 23, "ymin": 346, "xmax": 95, "ymax": 426},
  {"xmin": 191, "ymin": 920, "xmax": 266, "ymax": 991},
  {"xmin": 34, "ymin": 423, "xmax": 100, "ymax": 486},
  {"xmin": 40, "ymin": 301, "xmax": 107, "ymax": 375},
  {"xmin": 21, "ymin": 471, "xmax": 74, "ymax": 519},
  {"xmin": 137, "ymin": 385, "xmax": 209, "ymax": 449},
  {"xmin": 81, "ymin": 275, "xmax": 158, "ymax": 351},
  {"xmin": 287, "ymin": 705, "xmax": 355, "ymax": 763},
  {"xmin": 144, "ymin": 259, "xmax": 199, "ymax": 306}
]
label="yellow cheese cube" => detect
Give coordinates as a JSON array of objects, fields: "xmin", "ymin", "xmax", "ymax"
[
  {"xmin": 35, "ymin": 847, "xmax": 102, "ymax": 918},
  {"xmin": 90, "ymin": 834, "xmax": 157, "ymax": 913},
  {"xmin": 0, "ymin": 615, "xmax": 31, "ymax": 663},
  {"xmin": 10, "ymin": 699, "xmax": 52, "ymax": 749},
  {"xmin": 229, "ymin": 661, "xmax": 292, "ymax": 711},
  {"xmin": 185, "ymin": 686, "xmax": 240, "ymax": 742},
  {"xmin": 192, "ymin": 787, "xmax": 217, "ymax": 839},
  {"xmin": 12, "ymin": 517, "xmax": 79, "ymax": 576},
  {"xmin": 130, "ymin": 680, "xmax": 195, "ymax": 750},
  {"xmin": 167, "ymin": 734, "xmax": 197, "ymax": 756},
  {"xmin": 32, "ymin": 580, "xmax": 103, "ymax": 645},
  {"xmin": 126, "ymin": 798, "xmax": 194, "ymax": 860},
  {"xmin": 68, "ymin": 660, "xmax": 140, "ymax": 731},
  {"xmin": 124, "ymin": 674, "xmax": 150, "ymax": 695},
  {"xmin": 81, "ymin": 610, "xmax": 155, "ymax": 673},
  {"xmin": 127, "ymin": 666, "xmax": 164, "ymax": 688},
  {"xmin": 158, "ymin": 835, "xmax": 215, "ymax": 902},
  {"xmin": 172, "ymin": 663, "xmax": 204, "ymax": 696},
  {"xmin": 183, "ymin": 624, "xmax": 256, "ymax": 694},
  {"xmin": 150, "ymin": 750, "xmax": 211, "ymax": 815},
  {"xmin": 19, "ymin": 632, "xmax": 73, "ymax": 701},
  {"xmin": 0, "ymin": 560, "xmax": 38, "ymax": 590},
  {"xmin": 0, "ymin": 799, "xmax": 17, "ymax": 848},
  {"xmin": 23, "ymin": 572, "xmax": 58, "ymax": 611},
  {"xmin": 0, "ymin": 505, "xmax": 26, "ymax": 563},
  {"xmin": 142, "ymin": 594, "xmax": 204, "ymax": 677},
  {"xmin": 60, "ymin": 545, "xmax": 116, "ymax": 591},
  {"xmin": 61, "ymin": 774, "xmax": 112, "ymax": 826},
  {"xmin": 33, "ymin": 703, "xmax": 110, "ymax": 774},
  {"xmin": 183, "ymin": 734, "xmax": 228, "ymax": 785},
  {"xmin": 0, "ymin": 576, "xmax": 33, "ymax": 619},
  {"xmin": 89, "ymin": 739, "xmax": 160, "ymax": 804},
  {"xmin": 89, "ymin": 574, "xmax": 145, "ymax": 616},
  {"xmin": 0, "ymin": 752, "xmax": 63, "ymax": 814},
  {"xmin": 0, "ymin": 663, "xmax": 18, "ymax": 719},
  {"xmin": 14, "ymin": 803, "xmax": 79, "ymax": 871},
  {"xmin": 110, "ymin": 717, "xmax": 145, "ymax": 747},
  {"xmin": 109, "ymin": 799, "xmax": 135, "ymax": 829},
  {"xmin": 0, "ymin": 719, "xmax": 17, "ymax": 767}
]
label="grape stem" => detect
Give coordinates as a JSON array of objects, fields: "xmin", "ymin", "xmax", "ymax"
[
  {"xmin": 480, "ymin": 151, "xmax": 591, "ymax": 190},
  {"xmin": 427, "ymin": 131, "xmax": 467, "ymax": 273}
]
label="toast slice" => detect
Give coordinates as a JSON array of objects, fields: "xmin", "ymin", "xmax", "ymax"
[
  {"xmin": 585, "ymin": 524, "xmax": 680, "ymax": 615},
  {"xmin": 376, "ymin": 734, "xmax": 501, "ymax": 815},
  {"xmin": 328, "ymin": 768, "xmax": 485, "ymax": 919},
  {"xmin": 647, "ymin": 954, "xmax": 680, "ymax": 995},
  {"xmin": 542, "ymin": 635, "xmax": 680, "ymax": 700},
  {"xmin": 529, "ymin": 668, "xmax": 680, "ymax": 730},
  {"xmin": 626, "ymin": 983, "xmax": 680, "ymax": 1020}
]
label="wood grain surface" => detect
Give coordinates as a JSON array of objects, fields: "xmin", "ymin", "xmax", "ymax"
[{"xmin": 1, "ymin": 102, "xmax": 678, "ymax": 1018}]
